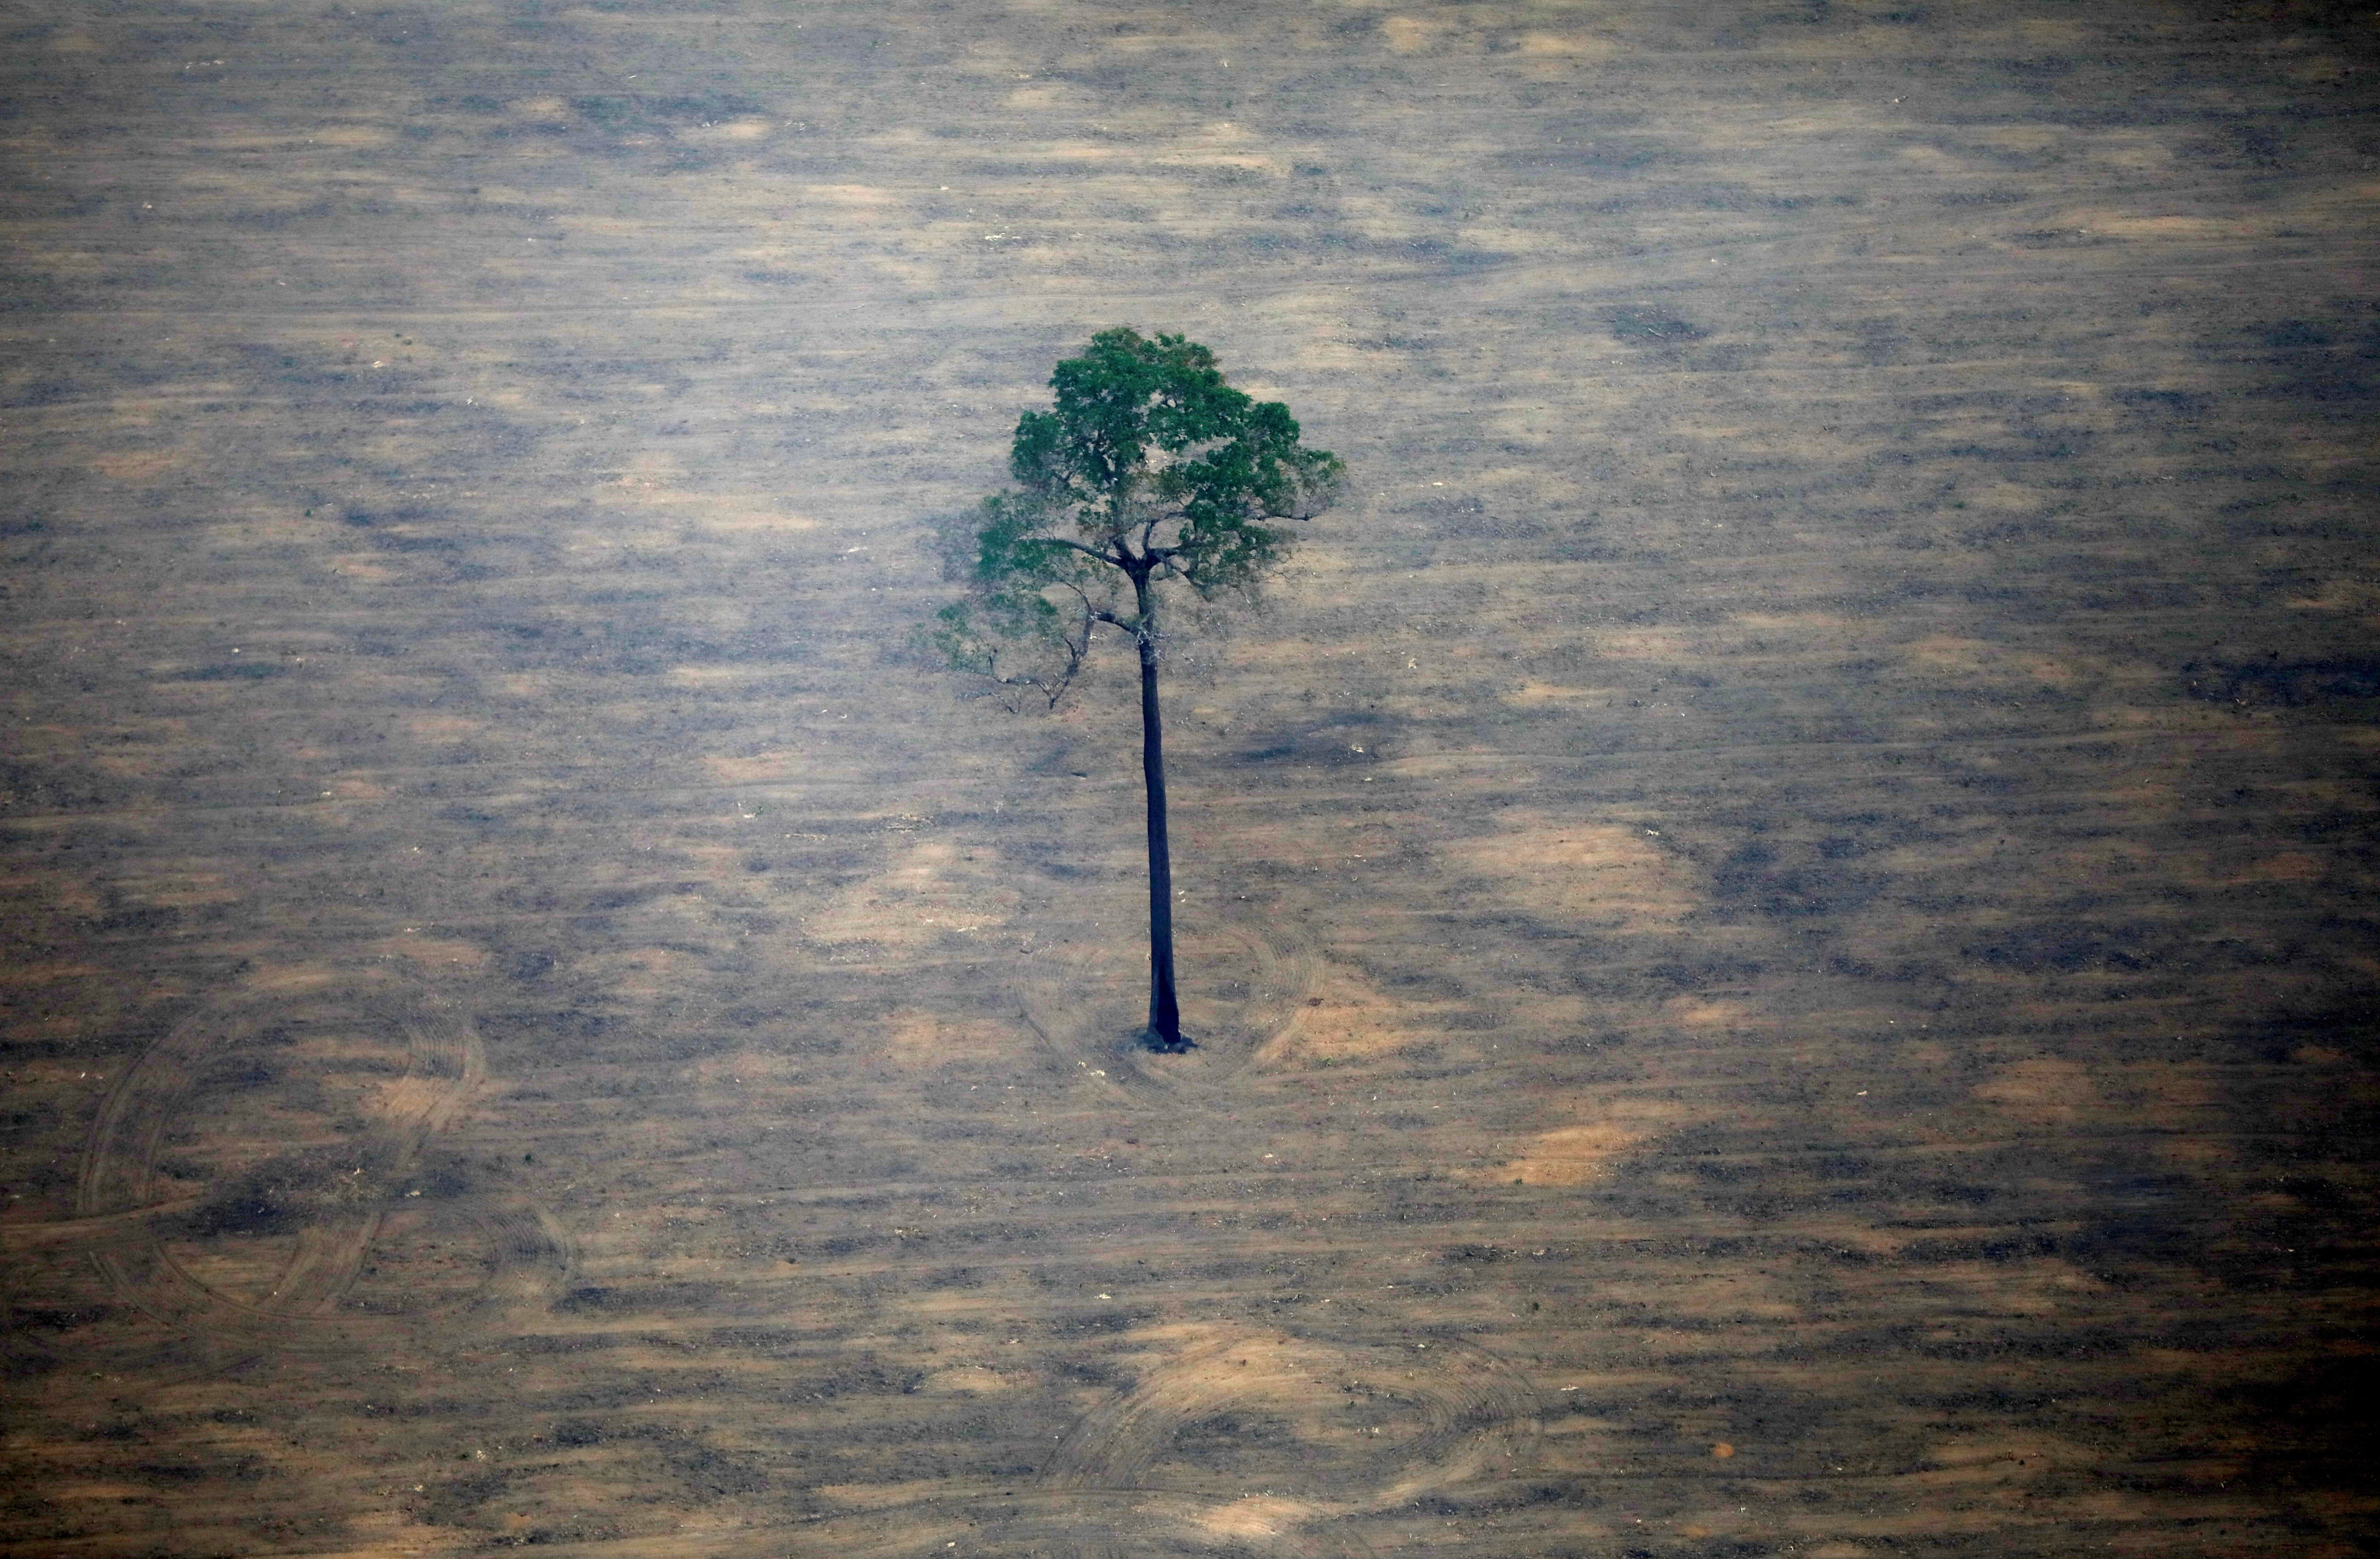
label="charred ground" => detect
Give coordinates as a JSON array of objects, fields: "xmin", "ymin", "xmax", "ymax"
[{"xmin": 2, "ymin": 2, "xmax": 2376, "ymax": 1557}]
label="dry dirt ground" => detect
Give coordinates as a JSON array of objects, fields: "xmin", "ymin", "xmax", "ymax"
[{"xmin": 2, "ymin": 1, "xmax": 2377, "ymax": 1555}]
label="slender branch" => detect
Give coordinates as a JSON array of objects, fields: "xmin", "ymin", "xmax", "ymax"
[{"xmin": 1041, "ymin": 536, "xmax": 1117, "ymax": 564}]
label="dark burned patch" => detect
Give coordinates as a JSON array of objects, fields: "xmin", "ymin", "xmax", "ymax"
[
  {"xmin": 668, "ymin": 1441, "xmax": 772, "ymax": 1497},
  {"xmin": 0, "ymin": 758, "xmax": 117, "ymax": 814},
  {"xmin": 2183, "ymin": 656, "xmax": 2380, "ymax": 708},
  {"xmin": 1500, "ymin": 138, "xmax": 1694, "ymax": 175},
  {"xmin": 2112, "ymin": 388, "xmax": 2212, "ymax": 423},
  {"xmin": 1172, "ymin": 1410, "xmax": 1296, "ymax": 1451},
  {"xmin": 1053, "ymin": 1358, "xmax": 1130, "ymax": 1389},
  {"xmin": 8, "ymin": 1304, "xmax": 116, "ymax": 1332},
  {"xmin": 2239, "ymin": 1353, "xmax": 2380, "ymax": 1492},
  {"xmin": 1710, "ymin": 840, "xmax": 1882, "ymax": 920},
  {"xmin": 1229, "ymin": 720, "xmax": 1383, "ymax": 769},
  {"xmin": 1053, "ymin": 1307, "xmax": 1151, "ymax": 1336},
  {"xmin": 165, "ymin": 1147, "xmax": 409, "ymax": 1239},
  {"xmin": 803, "ymin": 1361, "xmax": 928, "ymax": 1399},
  {"xmin": 1961, "ymin": 924, "xmax": 2158, "ymax": 974},
  {"xmin": 175, "ymin": 660, "xmax": 286, "ymax": 682},
  {"xmin": 552, "ymin": 1281, "xmax": 725, "ymax": 1316}
]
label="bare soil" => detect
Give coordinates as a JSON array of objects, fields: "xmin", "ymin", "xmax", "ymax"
[{"xmin": 3, "ymin": 2, "xmax": 2376, "ymax": 1557}]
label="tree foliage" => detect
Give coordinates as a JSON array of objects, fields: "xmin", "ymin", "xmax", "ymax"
[{"xmin": 924, "ymin": 328, "xmax": 1344, "ymax": 705}]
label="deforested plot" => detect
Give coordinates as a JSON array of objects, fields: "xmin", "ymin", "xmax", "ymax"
[{"xmin": 1, "ymin": 1, "xmax": 2374, "ymax": 1556}]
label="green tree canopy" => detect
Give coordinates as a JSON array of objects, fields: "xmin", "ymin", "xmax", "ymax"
[{"xmin": 926, "ymin": 328, "xmax": 1343, "ymax": 707}]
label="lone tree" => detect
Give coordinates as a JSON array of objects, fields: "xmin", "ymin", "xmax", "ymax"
[{"xmin": 923, "ymin": 328, "xmax": 1344, "ymax": 1052}]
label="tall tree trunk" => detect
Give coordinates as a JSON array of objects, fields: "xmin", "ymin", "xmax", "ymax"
[{"xmin": 1136, "ymin": 622, "xmax": 1186, "ymax": 1051}]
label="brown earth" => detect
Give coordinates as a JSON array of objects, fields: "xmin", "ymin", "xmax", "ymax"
[{"xmin": 2, "ymin": 2, "xmax": 2376, "ymax": 1556}]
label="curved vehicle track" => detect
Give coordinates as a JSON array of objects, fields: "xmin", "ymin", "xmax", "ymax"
[
  {"xmin": 1019, "ymin": 912, "xmax": 1320, "ymax": 1105},
  {"xmin": 1042, "ymin": 1328, "xmax": 1541, "ymax": 1507},
  {"xmin": 74, "ymin": 969, "xmax": 572, "ymax": 1354}
]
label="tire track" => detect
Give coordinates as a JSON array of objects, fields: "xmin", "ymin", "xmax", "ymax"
[
  {"xmin": 1018, "ymin": 911, "xmax": 1320, "ymax": 1104},
  {"xmin": 1042, "ymin": 1329, "xmax": 1541, "ymax": 1508},
  {"xmin": 73, "ymin": 969, "xmax": 572, "ymax": 1353}
]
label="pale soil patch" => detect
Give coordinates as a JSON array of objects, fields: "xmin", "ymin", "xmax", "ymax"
[
  {"xmin": 682, "ymin": 116, "xmax": 777, "ymax": 143},
  {"xmin": 0, "ymin": 955, "xmax": 107, "ymax": 988},
  {"xmin": 109, "ymin": 866, "xmax": 246, "ymax": 909},
  {"xmin": 325, "ymin": 553, "xmax": 403, "ymax": 581},
  {"xmin": 1664, "ymin": 996, "xmax": 1763, "ymax": 1029},
  {"xmin": 705, "ymin": 750, "xmax": 805, "ymax": 784},
  {"xmin": 879, "ymin": 1009, "xmax": 1031, "ymax": 1071},
  {"xmin": 1903, "ymin": 1259, "xmax": 2113, "ymax": 1319},
  {"xmin": 817, "ymin": 1480, "xmax": 974, "ymax": 1512},
  {"xmin": 1440, "ymin": 812, "xmax": 1695, "ymax": 930},
  {"xmin": 1583, "ymin": 625, "xmax": 1703, "ymax": 661},
  {"xmin": 369, "ymin": 935, "xmax": 489, "ymax": 973},
  {"xmin": 805, "ymin": 840, "xmax": 1020, "ymax": 946},
  {"xmin": 89, "ymin": 449, "xmax": 185, "ymax": 482},
  {"xmin": 1904, "ymin": 635, "xmax": 2082, "ymax": 687},
  {"xmin": 403, "ymin": 713, "xmax": 486, "ymax": 743},
  {"xmin": 1973, "ymin": 1058, "xmax": 2099, "ymax": 1123},
  {"xmin": 1501, "ymin": 680, "xmax": 1623, "ymax": 707},
  {"xmin": 1467, "ymin": 1117, "xmax": 1671, "ymax": 1187},
  {"xmin": 1913, "ymin": 1432, "xmax": 2105, "ymax": 1489},
  {"xmin": 921, "ymin": 1364, "xmax": 1013, "ymax": 1395},
  {"xmin": 1194, "ymin": 1495, "xmax": 1326, "ymax": 1539},
  {"xmin": 1258, "ymin": 965, "xmax": 1426, "ymax": 1064}
]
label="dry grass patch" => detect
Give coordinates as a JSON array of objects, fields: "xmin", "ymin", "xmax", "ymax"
[
  {"xmin": 805, "ymin": 840, "xmax": 1020, "ymax": 947},
  {"xmin": 1973, "ymin": 1058, "xmax": 2098, "ymax": 1124},
  {"xmin": 1467, "ymin": 1093, "xmax": 1693, "ymax": 1188},
  {"xmin": 879, "ymin": 1008, "xmax": 1029, "ymax": 1071},
  {"xmin": 1440, "ymin": 812, "xmax": 1695, "ymax": 931}
]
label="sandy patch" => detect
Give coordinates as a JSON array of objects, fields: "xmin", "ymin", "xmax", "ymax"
[
  {"xmin": 1502, "ymin": 680, "xmax": 1623, "ymax": 706},
  {"xmin": 1904, "ymin": 635, "xmax": 2080, "ymax": 687},
  {"xmin": 1972, "ymin": 1058, "xmax": 2098, "ymax": 1123},
  {"xmin": 880, "ymin": 1009, "xmax": 1028, "ymax": 1070},
  {"xmin": 1194, "ymin": 1496, "xmax": 1324, "ymax": 1539},
  {"xmin": 805, "ymin": 841, "xmax": 1019, "ymax": 946},
  {"xmin": 1259, "ymin": 964, "xmax": 1428, "ymax": 1064},
  {"xmin": 1467, "ymin": 1115, "xmax": 1676, "ymax": 1187},
  {"xmin": 1440, "ymin": 813, "xmax": 1695, "ymax": 929},
  {"xmin": 1915, "ymin": 1432, "xmax": 2103, "ymax": 1487},
  {"xmin": 110, "ymin": 867, "xmax": 244, "ymax": 909},
  {"xmin": 919, "ymin": 1365, "xmax": 1012, "ymax": 1395},
  {"xmin": 706, "ymin": 751, "xmax": 804, "ymax": 784},
  {"xmin": 1665, "ymin": 996, "xmax": 1761, "ymax": 1030},
  {"xmin": 91, "ymin": 449, "xmax": 183, "ymax": 482},
  {"xmin": 370, "ymin": 935, "xmax": 489, "ymax": 972},
  {"xmin": 404, "ymin": 713, "xmax": 486, "ymax": 743}
]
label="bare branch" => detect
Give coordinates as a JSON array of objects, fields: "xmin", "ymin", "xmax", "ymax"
[{"xmin": 1042, "ymin": 535, "xmax": 1119, "ymax": 565}]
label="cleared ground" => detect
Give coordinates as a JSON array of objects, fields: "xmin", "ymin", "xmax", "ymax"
[{"xmin": 2, "ymin": 1, "xmax": 2376, "ymax": 1555}]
